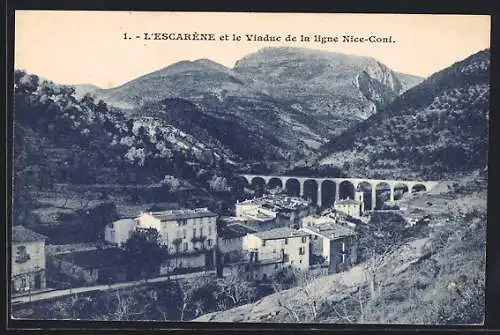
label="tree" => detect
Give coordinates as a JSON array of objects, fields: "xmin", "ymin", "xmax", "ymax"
[
  {"xmin": 123, "ymin": 228, "xmax": 169, "ymax": 280},
  {"xmin": 217, "ymin": 267, "xmax": 258, "ymax": 308},
  {"xmin": 177, "ymin": 276, "xmax": 216, "ymax": 321}
]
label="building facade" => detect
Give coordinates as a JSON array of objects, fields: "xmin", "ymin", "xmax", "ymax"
[
  {"xmin": 300, "ymin": 223, "xmax": 357, "ymax": 273},
  {"xmin": 12, "ymin": 226, "xmax": 47, "ymax": 295},
  {"xmin": 104, "ymin": 218, "xmax": 137, "ymax": 247},
  {"xmin": 242, "ymin": 227, "xmax": 310, "ymax": 281},
  {"xmin": 217, "ymin": 218, "xmax": 257, "ymax": 265},
  {"xmin": 136, "ymin": 208, "xmax": 218, "ymax": 271},
  {"xmin": 334, "ymin": 192, "xmax": 364, "ymax": 218},
  {"xmin": 235, "ymin": 194, "xmax": 315, "ymax": 230}
]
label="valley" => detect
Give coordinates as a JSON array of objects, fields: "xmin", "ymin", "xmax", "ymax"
[{"xmin": 11, "ymin": 46, "xmax": 489, "ymax": 325}]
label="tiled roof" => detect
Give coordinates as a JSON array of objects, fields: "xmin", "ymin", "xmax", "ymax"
[
  {"xmin": 303, "ymin": 223, "xmax": 356, "ymax": 240},
  {"xmin": 252, "ymin": 227, "xmax": 309, "ymax": 240},
  {"xmin": 12, "ymin": 225, "xmax": 47, "ymax": 243},
  {"xmin": 219, "ymin": 222, "xmax": 257, "ymax": 239},
  {"xmin": 147, "ymin": 208, "xmax": 218, "ymax": 221}
]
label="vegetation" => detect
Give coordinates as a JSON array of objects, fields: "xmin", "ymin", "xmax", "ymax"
[
  {"xmin": 319, "ymin": 49, "xmax": 489, "ymax": 180},
  {"xmin": 122, "ymin": 228, "xmax": 169, "ymax": 280}
]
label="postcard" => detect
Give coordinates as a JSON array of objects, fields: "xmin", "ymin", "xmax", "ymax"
[{"xmin": 10, "ymin": 11, "xmax": 490, "ymax": 326}]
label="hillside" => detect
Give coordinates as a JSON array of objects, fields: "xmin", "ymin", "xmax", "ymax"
[
  {"xmin": 318, "ymin": 49, "xmax": 490, "ymax": 180},
  {"xmin": 234, "ymin": 47, "xmax": 424, "ymax": 138},
  {"xmin": 83, "ymin": 48, "xmax": 422, "ymax": 166},
  {"xmin": 87, "ymin": 58, "xmax": 322, "ymax": 164},
  {"xmin": 194, "ymin": 173, "xmax": 486, "ymax": 324},
  {"xmin": 12, "ymin": 69, "xmax": 254, "ymax": 236},
  {"xmin": 73, "ymin": 84, "xmax": 102, "ymax": 100}
]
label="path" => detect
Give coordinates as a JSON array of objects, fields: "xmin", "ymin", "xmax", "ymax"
[{"xmin": 11, "ymin": 270, "xmax": 215, "ymax": 304}]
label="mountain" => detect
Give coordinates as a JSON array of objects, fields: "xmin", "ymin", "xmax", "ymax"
[
  {"xmin": 233, "ymin": 47, "xmax": 424, "ymax": 137},
  {"xmin": 89, "ymin": 58, "xmax": 325, "ymax": 166},
  {"xmin": 318, "ymin": 49, "xmax": 490, "ymax": 180},
  {"xmin": 86, "ymin": 48, "xmax": 422, "ymax": 168}
]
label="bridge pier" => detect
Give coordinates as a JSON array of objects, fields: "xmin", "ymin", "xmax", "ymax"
[
  {"xmin": 299, "ymin": 181, "xmax": 305, "ymax": 197},
  {"xmin": 335, "ymin": 183, "xmax": 340, "ymax": 202},
  {"xmin": 371, "ymin": 188, "xmax": 377, "ymax": 210},
  {"xmin": 317, "ymin": 184, "xmax": 322, "ymax": 207},
  {"xmin": 390, "ymin": 186, "xmax": 395, "ymax": 202}
]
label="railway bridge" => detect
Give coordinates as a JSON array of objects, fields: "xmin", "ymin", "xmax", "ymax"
[{"xmin": 237, "ymin": 174, "xmax": 439, "ymax": 210}]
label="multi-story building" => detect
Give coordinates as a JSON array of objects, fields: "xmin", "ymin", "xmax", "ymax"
[
  {"xmin": 235, "ymin": 194, "xmax": 315, "ymax": 230},
  {"xmin": 217, "ymin": 218, "xmax": 257, "ymax": 265},
  {"xmin": 334, "ymin": 191, "xmax": 365, "ymax": 218},
  {"xmin": 136, "ymin": 208, "xmax": 218, "ymax": 272},
  {"xmin": 300, "ymin": 222, "xmax": 357, "ymax": 273},
  {"xmin": 104, "ymin": 218, "xmax": 137, "ymax": 247},
  {"xmin": 242, "ymin": 227, "xmax": 310, "ymax": 281},
  {"xmin": 11, "ymin": 226, "xmax": 47, "ymax": 295}
]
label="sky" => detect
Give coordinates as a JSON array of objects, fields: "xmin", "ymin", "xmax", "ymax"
[{"xmin": 14, "ymin": 11, "xmax": 491, "ymax": 89}]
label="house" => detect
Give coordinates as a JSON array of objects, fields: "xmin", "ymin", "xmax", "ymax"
[
  {"xmin": 235, "ymin": 194, "xmax": 315, "ymax": 229},
  {"xmin": 104, "ymin": 218, "xmax": 137, "ymax": 247},
  {"xmin": 334, "ymin": 192, "xmax": 364, "ymax": 218},
  {"xmin": 51, "ymin": 248, "xmax": 132, "ymax": 285},
  {"xmin": 302, "ymin": 211, "xmax": 358, "ymax": 230},
  {"xmin": 136, "ymin": 208, "xmax": 218, "ymax": 272},
  {"xmin": 11, "ymin": 226, "xmax": 48, "ymax": 295},
  {"xmin": 300, "ymin": 222, "xmax": 357, "ymax": 273},
  {"xmin": 217, "ymin": 218, "xmax": 257, "ymax": 265},
  {"xmin": 242, "ymin": 227, "xmax": 311, "ymax": 281}
]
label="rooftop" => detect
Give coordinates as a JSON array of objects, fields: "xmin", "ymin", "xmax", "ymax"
[
  {"xmin": 251, "ymin": 227, "xmax": 310, "ymax": 240},
  {"xmin": 302, "ymin": 223, "xmax": 356, "ymax": 240},
  {"xmin": 238, "ymin": 194, "xmax": 311, "ymax": 212},
  {"xmin": 219, "ymin": 222, "xmax": 258, "ymax": 239},
  {"xmin": 12, "ymin": 226, "xmax": 47, "ymax": 243},
  {"xmin": 108, "ymin": 218, "xmax": 137, "ymax": 228},
  {"xmin": 144, "ymin": 207, "xmax": 218, "ymax": 221}
]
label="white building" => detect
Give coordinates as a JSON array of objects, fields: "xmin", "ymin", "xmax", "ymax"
[
  {"xmin": 12, "ymin": 226, "xmax": 47, "ymax": 295},
  {"xmin": 300, "ymin": 222, "xmax": 357, "ymax": 273},
  {"xmin": 242, "ymin": 227, "xmax": 310, "ymax": 281},
  {"xmin": 104, "ymin": 218, "xmax": 137, "ymax": 247},
  {"xmin": 235, "ymin": 194, "xmax": 315, "ymax": 229},
  {"xmin": 334, "ymin": 191, "xmax": 364, "ymax": 218},
  {"xmin": 136, "ymin": 208, "xmax": 218, "ymax": 272},
  {"xmin": 217, "ymin": 219, "xmax": 257, "ymax": 265}
]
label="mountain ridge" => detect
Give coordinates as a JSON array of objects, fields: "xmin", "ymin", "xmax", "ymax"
[{"xmin": 318, "ymin": 48, "xmax": 490, "ymax": 180}]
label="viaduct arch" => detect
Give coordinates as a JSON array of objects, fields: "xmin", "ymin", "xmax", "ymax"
[{"xmin": 238, "ymin": 174, "xmax": 439, "ymax": 210}]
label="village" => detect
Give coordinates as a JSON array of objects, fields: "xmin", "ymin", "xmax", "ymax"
[{"xmin": 11, "ymin": 184, "xmax": 429, "ymax": 301}]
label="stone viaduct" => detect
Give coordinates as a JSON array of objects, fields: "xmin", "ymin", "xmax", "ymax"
[{"xmin": 238, "ymin": 174, "xmax": 439, "ymax": 210}]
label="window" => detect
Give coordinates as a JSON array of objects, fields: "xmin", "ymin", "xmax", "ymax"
[
  {"xmin": 299, "ymin": 247, "xmax": 305, "ymax": 255},
  {"xmin": 301, "ymin": 236, "xmax": 307, "ymax": 243},
  {"xmin": 274, "ymin": 263, "xmax": 278, "ymax": 269},
  {"xmin": 207, "ymin": 239, "xmax": 212, "ymax": 247},
  {"xmin": 284, "ymin": 238, "xmax": 288, "ymax": 245},
  {"xmin": 183, "ymin": 242, "xmax": 188, "ymax": 251},
  {"xmin": 183, "ymin": 229, "xmax": 187, "ymax": 239},
  {"xmin": 314, "ymin": 235, "xmax": 318, "ymax": 240},
  {"xmin": 15, "ymin": 246, "xmax": 30, "ymax": 263},
  {"xmin": 208, "ymin": 226, "xmax": 212, "ymax": 236},
  {"xmin": 200, "ymin": 227, "xmax": 204, "ymax": 236},
  {"xmin": 300, "ymin": 260, "xmax": 302, "ymax": 264},
  {"xmin": 193, "ymin": 228, "xmax": 197, "ymax": 237},
  {"xmin": 262, "ymin": 240, "xmax": 266, "ymax": 247}
]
